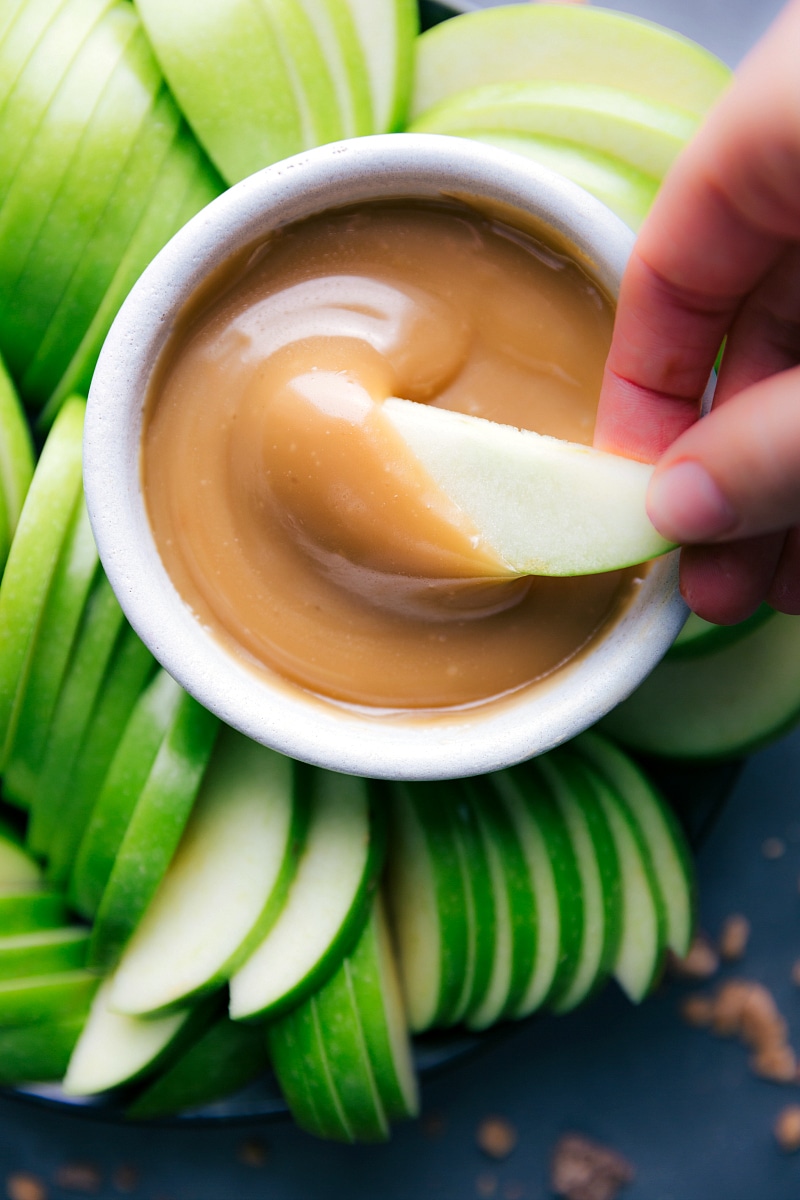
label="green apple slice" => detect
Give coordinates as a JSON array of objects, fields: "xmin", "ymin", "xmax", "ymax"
[
  {"xmin": 410, "ymin": 81, "xmax": 698, "ymax": 182},
  {"xmin": 28, "ymin": 571, "xmax": 129, "ymax": 860},
  {"xmin": 0, "ymin": 351, "xmax": 34, "ymax": 562},
  {"xmin": 601, "ymin": 610, "xmax": 800, "ymax": 760},
  {"xmin": 447, "ymin": 784, "xmax": 496, "ymax": 1025},
  {"xmin": 87, "ymin": 686, "xmax": 219, "ymax": 971},
  {"xmin": 294, "ymin": 0, "xmax": 373, "ymax": 137},
  {"xmin": 535, "ymin": 751, "xmax": 621, "ymax": 1013},
  {"xmin": 267, "ymin": 995, "xmax": 351, "ymax": 1141},
  {"xmin": 380, "ymin": 396, "xmax": 672, "ymax": 576},
  {"xmin": 62, "ymin": 977, "xmax": 203, "ymax": 1096},
  {"xmin": 0, "ymin": 7, "xmax": 157, "ymax": 378},
  {"xmin": 109, "ymin": 731, "xmax": 305, "ymax": 1016},
  {"xmin": 313, "ymin": 955, "xmax": 389, "ymax": 1141},
  {"xmin": 667, "ymin": 604, "xmax": 772, "ymax": 661},
  {"xmin": 0, "ymin": 1012, "xmax": 86, "ymax": 1084},
  {"xmin": 0, "ymin": 926, "xmax": 89, "ymax": 981},
  {"xmin": 410, "ymin": 4, "xmax": 730, "ymax": 122},
  {"xmin": 347, "ymin": 898, "xmax": 418, "ymax": 1122},
  {"xmin": 0, "ymin": 891, "xmax": 67, "ymax": 935},
  {"xmin": 0, "ymin": 0, "xmax": 38, "ymax": 57},
  {"xmin": 229, "ymin": 769, "xmax": 385, "ymax": 1022},
  {"xmin": 0, "ymin": 969, "xmax": 98, "ymax": 1025},
  {"xmin": 4, "ymin": 497, "xmax": 99, "ymax": 808},
  {"xmin": 570, "ymin": 752, "xmax": 665, "ymax": 1002},
  {"xmin": 0, "ymin": 820, "xmax": 41, "ymax": 888},
  {"xmin": 41, "ymin": 126, "xmax": 222, "ymax": 424},
  {"xmin": 0, "ymin": 0, "xmax": 115, "ymax": 196},
  {"xmin": 383, "ymin": 780, "xmax": 469, "ymax": 1032},
  {"xmin": 126, "ymin": 1016, "xmax": 270, "ymax": 1119},
  {"xmin": 341, "ymin": 0, "xmax": 417, "ymax": 131},
  {"xmin": 486, "ymin": 767, "xmax": 580, "ymax": 1018},
  {"xmin": 134, "ymin": 0, "xmax": 339, "ymax": 185},
  {"xmin": 0, "ymin": 396, "xmax": 84, "ymax": 772},
  {"xmin": 463, "ymin": 778, "xmax": 536, "ymax": 1030},
  {"xmin": 68, "ymin": 669, "xmax": 192, "ymax": 913},
  {"xmin": 451, "ymin": 131, "xmax": 657, "ymax": 231},
  {"xmin": 574, "ymin": 731, "xmax": 695, "ymax": 957}
]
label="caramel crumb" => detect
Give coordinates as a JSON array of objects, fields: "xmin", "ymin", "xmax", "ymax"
[
  {"xmin": 719, "ymin": 914, "xmax": 750, "ymax": 961},
  {"xmin": 6, "ymin": 1174, "xmax": 48, "ymax": 1200},
  {"xmin": 683, "ymin": 978, "xmax": 798, "ymax": 1084},
  {"xmin": 762, "ymin": 837, "xmax": 786, "ymax": 860},
  {"xmin": 111, "ymin": 1166, "xmax": 139, "ymax": 1194},
  {"xmin": 790, "ymin": 960, "xmax": 800, "ymax": 988},
  {"xmin": 550, "ymin": 1133, "xmax": 635, "ymax": 1200},
  {"xmin": 236, "ymin": 1140, "xmax": 268, "ymax": 1168},
  {"xmin": 775, "ymin": 1105, "xmax": 800, "ymax": 1152},
  {"xmin": 53, "ymin": 1164, "xmax": 102, "ymax": 1194},
  {"xmin": 667, "ymin": 934, "xmax": 719, "ymax": 980},
  {"xmin": 752, "ymin": 1045, "xmax": 797, "ymax": 1083},
  {"xmin": 477, "ymin": 1116, "xmax": 518, "ymax": 1160},
  {"xmin": 475, "ymin": 1173, "xmax": 498, "ymax": 1197},
  {"xmin": 681, "ymin": 994, "xmax": 715, "ymax": 1028}
]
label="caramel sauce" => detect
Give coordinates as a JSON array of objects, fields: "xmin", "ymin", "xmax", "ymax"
[{"xmin": 143, "ymin": 200, "xmax": 632, "ymax": 710}]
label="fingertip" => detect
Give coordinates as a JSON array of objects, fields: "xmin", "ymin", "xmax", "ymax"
[{"xmin": 648, "ymin": 460, "xmax": 738, "ymax": 544}]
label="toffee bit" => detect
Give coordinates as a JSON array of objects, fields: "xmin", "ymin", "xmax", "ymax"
[
  {"xmin": 762, "ymin": 837, "xmax": 786, "ymax": 860},
  {"xmin": 6, "ymin": 1174, "xmax": 48, "ymax": 1200},
  {"xmin": 719, "ymin": 914, "xmax": 750, "ymax": 962},
  {"xmin": 52, "ymin": 1164, "xmax": 102, "ymax": 1194},
  {"xmin": 774, "ymin": 1105, "xmax": 800, "ymax": 1152},
  {"xmin": 751, "ymin": 1045, "xmax": 797, "ymax": 1084},
  {"xmin": 790, "ymin": 960, "xmax": 800, "ymax": 988},
  {"xmin": 550, "ymin": 1133, "xmax": 635, "ymax": 1200},
  {"xmin": 680, "ymin": 993, "xmax": 715, "ymax": 1028},
  {"xmin": 667, "ymin": 934, "xmax": 719, "ymax": 980},
  {"xmin": 477, "ymin": 1116, "xmax": 518, "ymax": 1160}
]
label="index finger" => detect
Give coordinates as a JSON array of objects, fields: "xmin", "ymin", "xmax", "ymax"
[{"xmin": 594, "ymin": 0, "xmax": 800, "ymax": 461}]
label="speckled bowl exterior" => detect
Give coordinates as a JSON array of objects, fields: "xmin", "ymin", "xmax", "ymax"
[{"xmin": 83, "ymin": 133, "xmax": 687, "ymax": 780}]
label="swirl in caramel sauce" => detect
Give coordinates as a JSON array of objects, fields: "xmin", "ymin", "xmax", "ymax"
[{"xmin": 143, "ymin": 199, "xmax": 636, "ymax": 710}]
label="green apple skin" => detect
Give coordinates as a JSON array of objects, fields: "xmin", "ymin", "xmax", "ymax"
[
  {"xmin": 87, "ymin": 688, "xmax": 220, "ymax": 972},
  {"xmin": 347, "ymin": 899, "xmax": 418, "ymax": 1123},
  {"xmin": 133, "ymin": 0, "xmax": 340, "ymax": 185},
  {"xmin": 0, "ymin": 397, "xmax": 85, "ymax": 774},
  {"xmin": 0, "ymin": 927, "xmax": 90, "ymax": 981},
  {"xmin": 267, "ymin": 997, "xmax": 351, "ymax": 1141},
  {"xmin": 299, "ymin": 0, "xmax": 374, "ymax": 137},
  {"xmin": 0, "ymin": 969, "xmax": 99, "ymax": 1025},
  {"xmin": 0, "ymin": 0, "xmax": 116, "ymax": 200},
  {"xmin": 572, "ymin": 755, "xmax": 666, "ymax": 1002},
  {"xmin": 447, "ymin": 131, "xmax": 657, "ymax": 231},
  {"xmin": 68, "ymin": 669, "xmax": 191, "ymax": 914},
  {"xmin": 0, "ymin": 892, "xmax": 67, "ymax": 936},
  {"xmin": 411, "ymin": 81, "xmax": 698, "ymax": 185},
  {"xmin": 109, "ymin": 730, "xmax": 308, "ymax": 1017},
  {"xmin": 410, "ymin": 4, "xmax": 731, "ymax": 122},
  {"xmin": 126, "ymin": 1015, "xmax": 270, "ymax": 1119},
  {"xmin": 0, "ymin": 820, "xmax": 41, "ymax": 888},
  {"xmin": 574, "ymin": 732, "xmax": 695, "ymax": 958},
  {"xmin": 0, "ymin": 0, "xmax": 39, "ymax": 61},
  {"xmin": 0, "ymin": 351, "xmax": 34, "ymax": 564},
  {"xmin": 0, "ymin": 6, "xmax": 161, "ymax": 379},
  {"xmin": 601, "ymin": 611, "xmax": 800, "ymax": 760},
  {"xmin": 341, "ymin": 0, "xmax": 418, "ymax": 132},
  {"xmin": 446, "ymin": 782, "xmax": 496, "ymax": 1024},
  {"xmin": 229, "ymin": 769, "xmax": 386, "ymax": 1023},
  {"xmin": 667, "ymin": 604, "xmax": 772, "ymax": 661},
  {"xmin": 40, "ymin": 132, "xmax": 222, "ymax": 424},
  {"xmin": 30, "ymin": 595, "xmax": 148, "ymax": 869},
  {"xmin": 4, "ymin": 497, "xmax": 99, "ymax": 808},
  {"xmin": 384, "ymin": 780, "xmax": 469, "ymax": 1033},
  {"xmin": 0, "ymin": 1012, "xmax": 86, "ymax": 1084}
]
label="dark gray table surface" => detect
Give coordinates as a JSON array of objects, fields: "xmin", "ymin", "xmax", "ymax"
[{"xmin": 1, "ymin": 0, "xmax": 795, "ymax": 1197}]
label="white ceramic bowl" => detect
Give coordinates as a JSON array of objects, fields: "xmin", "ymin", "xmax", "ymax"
[{"xmin": 84, "ymin": 133, "xmax": 686, "ymax": 780}]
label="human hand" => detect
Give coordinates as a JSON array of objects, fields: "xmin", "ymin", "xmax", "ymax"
[{"xmin": 594, "ymin": 0, "xmax": 800, "ymax": 624}]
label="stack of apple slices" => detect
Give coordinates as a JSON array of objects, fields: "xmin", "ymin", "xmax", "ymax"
[{"xmin": 408, "ymin": 5, "xmax": 731, "ymax": 229}]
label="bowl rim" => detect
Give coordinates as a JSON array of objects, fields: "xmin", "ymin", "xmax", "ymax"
[{"xmin": 84, "ymin": 132, "xmax": 687, "ymax": 780}]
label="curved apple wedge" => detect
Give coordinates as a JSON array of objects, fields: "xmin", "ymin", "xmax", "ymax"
[
  {"xmin": 109, "ymin": 730, "xmax": 306, "ymax": 1016},
  {"xmin": 381, "ymin": 397, "xmax": 672, "ymax": 576},
  {"xmin": 229, "ymin": 768, "xmax": 385, "ymax": 1022}
]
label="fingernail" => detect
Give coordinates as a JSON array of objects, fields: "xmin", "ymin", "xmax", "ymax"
[{"xmin": 647, "ymin": 460, "xmax": 737, "ymax": 543}]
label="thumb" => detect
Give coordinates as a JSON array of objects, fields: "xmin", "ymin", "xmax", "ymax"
[{"xmin": 646, "ymin": 364, "xmax": 800, "ymax": 544}]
